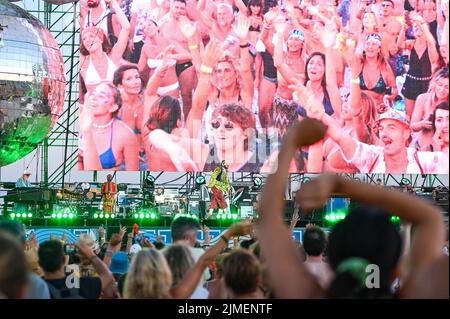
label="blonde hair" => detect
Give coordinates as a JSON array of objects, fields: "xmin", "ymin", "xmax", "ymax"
[
  {"xmin": 123, "ymin": 248, "xmax": 173, "ymax": 299},
  {"xmin": 162, "ymin": 243, "xmax": 195, "ymax": 287}
]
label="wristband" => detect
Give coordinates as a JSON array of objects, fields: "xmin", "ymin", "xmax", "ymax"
[
  {"xmin": 351, "ymin": 78, "xmax": 360, "ymax": 85},
  {"xmin": 240, "ymin": 42, "xmax": 250, "ymax": 48},
  {"xmin": 200, "ymin": 64, "xmax": 213, "ymax": 74}
]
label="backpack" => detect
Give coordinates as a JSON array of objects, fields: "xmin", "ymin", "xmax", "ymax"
[{"xmin": 47, "ymin": 282, "xmax": 84, "ymax": 299}]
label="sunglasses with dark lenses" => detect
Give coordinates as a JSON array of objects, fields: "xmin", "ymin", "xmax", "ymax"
[
  {"xmin": 381, "ymin": 3, "xmax": 392, "ymax": 7},
  {"xmin": 211, "ymin": 120, "xmax": 235, "ymax": 130}
]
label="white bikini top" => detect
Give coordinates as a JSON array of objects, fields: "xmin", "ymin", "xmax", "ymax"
[{"xmin": 85, "ymin": 54, "xmax": 117, "ymax": 86}]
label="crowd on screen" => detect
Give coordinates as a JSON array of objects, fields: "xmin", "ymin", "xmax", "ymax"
[
  {"xmin": 0, "ymin": 158, "xmax": 448, "ymax": 298},
  {"xmin": 77, "ymin": 0, "xmax": 449, "ymax": 173}
]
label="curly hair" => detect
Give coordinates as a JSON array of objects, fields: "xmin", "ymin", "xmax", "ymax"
[{"xmin": 211, "ymin": 103, "xmax": 256, "ymax": 132}]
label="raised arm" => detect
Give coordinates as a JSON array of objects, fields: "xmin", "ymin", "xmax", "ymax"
[
  {"xmin": 273, "ymin": 26, "xmax": 302, "ymax": 84},
  {"xmin": 178, "ymin": 16, "xmax": 203, "ymax": 74},
  {"xmin": 197, "ymin": 0, "xmax": 215, "ymax": 29},
  {"xmin": 321, "ymin": 20, "xmax": 342, "ymax": 117},
  {"xmin": 108, "ymin": 0, "xmax": 131, "ymax": 61},
  {"xmin": 78, "ymin": 241, "xmax": 116, "ymax": 297},
  {"xmin": 233, "ymin": 15, "xmax": 254, "ymax": 108},
  {"xmin": 261, "ymin": 9, "xmax": 278, "ymax": 55},
  {"xmin": 186, "ymin": 40, "xmax": 222, "ymax": 139},
  {"xmin": 296, "ymin": 175, "xmax": 445, "ymax": 299},
  {"xmin": 170, "ymin": 221, "xmax": 252, "ymax": 298},
  {"xmin": 257, "ymin": 118, "xmax": 327, "ymax": 299}
]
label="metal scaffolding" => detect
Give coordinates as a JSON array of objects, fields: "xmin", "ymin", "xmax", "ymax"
[{"xmin": 12, "ymin": 1, "xmax": 448, "ymax": 191}]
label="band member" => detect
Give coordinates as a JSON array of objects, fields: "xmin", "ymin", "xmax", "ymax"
[
  {"xmin": 101, "ymin": 174, "xmax": 117, "ymax": 213},
  {"xmin": 14, "ymin": 170, "xmax": 32, "ymax": 214},
  {"xmin": 154, "ymin": 187, "xmax": 165, "ymax": 205},
  {"xmin": 16, "ymin": 170, "xmax": 32, "ymax": 188},
  {"xmin": 206, "ymin": 160, "xmax": 230, "ymax": 218}
]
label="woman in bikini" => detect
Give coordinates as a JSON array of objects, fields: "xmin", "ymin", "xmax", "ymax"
[
  {"xmin": 411, "ymin": 67, "xmax": 449, "ymax": 150},
  {"xmin": 79, "ymin": 0, "xmax": 130, "ymax": 104},
  {"xmin": 78, "ymin": 82, "xmax": 139, "ymax": 171}
]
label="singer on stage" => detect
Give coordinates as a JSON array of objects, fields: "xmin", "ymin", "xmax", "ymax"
[
  {"xmin": 101, "ymin": 174, "xmax": 117, "ymax": 213},
  {"xmin": 207, "ymin": 161, "xmax": 230, "ymax": 218}
]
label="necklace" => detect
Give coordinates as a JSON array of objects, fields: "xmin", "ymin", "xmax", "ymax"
[{"xmin": 93, "ymin": 118, "xmax": 114, "ymax": 129}]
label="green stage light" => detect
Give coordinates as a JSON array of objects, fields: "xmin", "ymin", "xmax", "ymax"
[
  {"xmin": 51, "ymin": 213, "xmax": 56, "ymax": 219},
  {"xmin": 195, "ymin": 175, "xmax": 206, "ymax": 185},
  {"xmin": 111, "ymin": 214, "xmax": 115, "ymax": 219},
  {"xmin": 68, "ymin": 213, "xmax": 74, "ymax": 219},
  {"xmin": 221, "ymin": 214, "xmax": 227, "ymax": 220},
  {"xmin": 63, "ymin": 213, "xmax": 68, "ymax": 218},
  {"xmin": 57, "ymin": 213, "xmax": 62, "ymax": 219},
  {"xmin": 232, "ymin": 214, "xmax": 238, "ymax": 220},
  {"xmin": 22, "ymin": 213, "xmax": 27, "ymax": 218},
  {"xmin": 100, "ymin": 213, "xmax": 104, "ymax": 218},
  {"xmin": 28, "ymin": 213, "xmax": 32, "ymax": 218},
  {"xmin": 134, "ymin": 213, "xmax": 139, "ymax": 219},
  {"xmin": 227, "ymin": 214, "xmax": 232, "ymax": 219},
  {"xmin": 93, "ymin": 213, "xmax": 99, "ymax": 219},
  {"xmin": 139, "ymin": 213, "xmax": 144, "ymax": 219},
  {"xmin": 150, "ymin": 213, "xmax": 156, "ymax": 219},
  {"xmin": 105, "ymin": 214, "xmax": 110, "ymax": 219},
  {"xmin": 325, "ymin": 215, "xmax": 330, "ymax": 220},
  {"xmin": 145, "ymin": 213, "xmax": 150, "ymax": 219},
  {"xmin": 10, "ymin": 213, "xmax": 15, "ymax": 219},
  {"xmin": 216, "ymin": 214, "xmax": 221, "ymax": 219}
]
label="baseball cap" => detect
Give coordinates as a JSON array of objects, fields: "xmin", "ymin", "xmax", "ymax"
[
  {"xmin": 109, "ymin": 252, "xmax": 129, "ymax": 274},
  {"xmin": 377, "ymin": 109, "xmax": 410, "ymax": 127}
]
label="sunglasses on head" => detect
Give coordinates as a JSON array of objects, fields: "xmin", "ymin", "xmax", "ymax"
[{"xmin": 211, "ymin": 120, "xmax": 235, "ymax": 130}]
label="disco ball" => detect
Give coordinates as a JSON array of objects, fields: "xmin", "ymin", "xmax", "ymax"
[{"xmin": 0, "ymin": 0, "xmax": 65, "ymax": 166}]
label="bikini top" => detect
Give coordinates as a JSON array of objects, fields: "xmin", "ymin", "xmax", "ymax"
[
  {"xmin": 85, "ymin": 54, "xmax": 117, "ymax": 87},
  {"xmin": 99, "ymin": 121, "xmax": 117, "ymax": 169},
  {"xmin": 359, "ymin": 71, "xmax": 388, "ymax": 94}
]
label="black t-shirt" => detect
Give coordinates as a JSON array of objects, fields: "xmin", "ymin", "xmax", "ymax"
[{"xmin": 45, "ymin": 276, "xmax": 102, "ymax": 299}]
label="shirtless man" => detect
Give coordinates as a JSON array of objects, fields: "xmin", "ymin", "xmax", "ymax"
[
  {"xmin": 378, "ymin": 0, "xmax": 402, "ymax": 39},
  {"xmin": 159, "ymin": 0, "xmax": 196, "ymax": 119},
  {"xmin": 80, "ymin": 0, "xmax": 120, "ymax": 42}
]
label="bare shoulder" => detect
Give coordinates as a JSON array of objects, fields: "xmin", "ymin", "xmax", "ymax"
[{"xmin": 115, "ymin": 120, "xmax": 137, "ymax": 138}]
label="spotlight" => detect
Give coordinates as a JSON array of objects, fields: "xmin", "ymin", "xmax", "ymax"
[
  {"xmin": 253, "ymin": 177, "xmax": 262, "ymax": 187},
  {"xmin": 10, "ymin": 213, "xmax": 15, "ymax": 219},
  {"xmin": 68, "ymin": 213, "xmax": 74, "ymax": 219},
  {"xmin": 150, "ymin": 213, "xmax": 156, "ymax": 219},
  {"xmin": 195, "ymin": 175, "xmax": 206, "ymax": 185},
  {"xmin": 111, "ymin": 214, "xmax": 115, "ymax": 219},
  {"xmin": 51, "ymin": 213, "xmax": 56, "ymax": 219},
  {"xmin": 93, "ymin": 213, "xmax": 99, "ymax": 219},
  {"xmin": 401, "ymin": 178, "xmax": 411, "ymax": 185},
  {"xmin": 28, "ymin": 213, "xmax": 32, "ymax": 218},
  {"xmin": 134, "ymin": 213, "xmax": 139, "ymax": 219}
]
